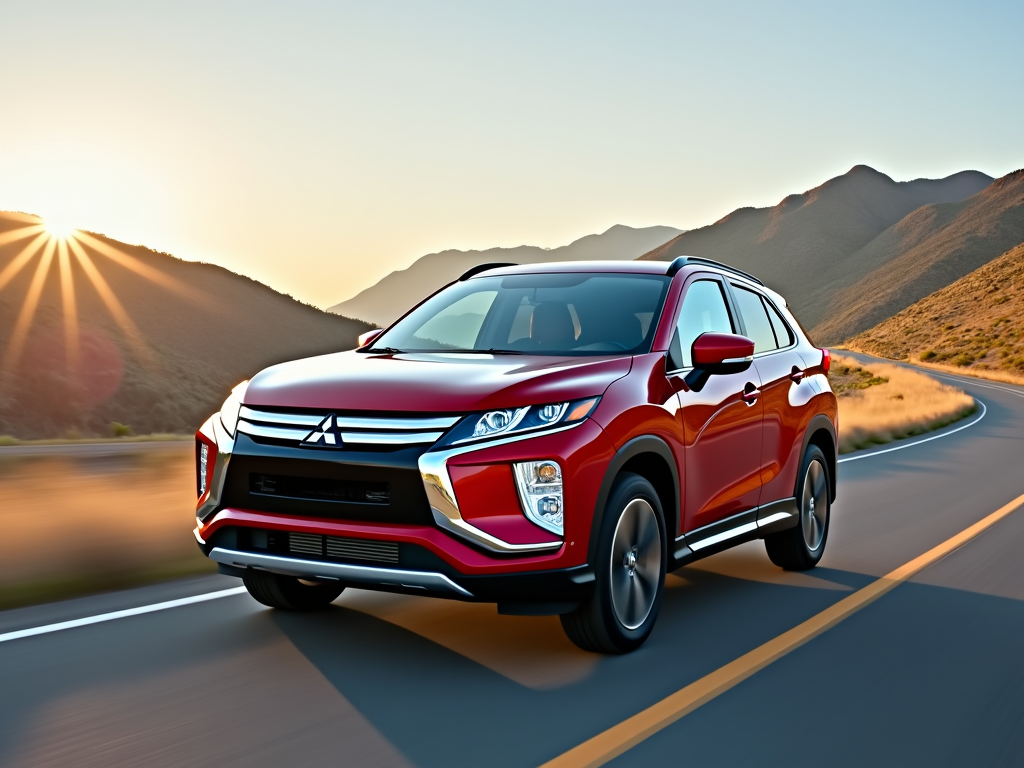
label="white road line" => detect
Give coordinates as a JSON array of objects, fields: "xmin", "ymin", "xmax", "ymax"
[
  {"xmin": 838, "ymin": 400, "xmax": 987, "ymax": 464},
  {"xmin": 925, "ymin": 371, "xmax": 1024, "ymax": 398},
  {"xmin": 0, "ymin": 586, "xmax": 247, "ymax": 644}
]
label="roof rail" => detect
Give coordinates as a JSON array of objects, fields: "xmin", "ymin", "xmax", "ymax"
[
  {"xmin": 459, "ymin": 262, "xmax": 518, "ymax": 281},
  {"xmin": 665, "ymin": 256, "xmax": 764, "ymax": 286}
]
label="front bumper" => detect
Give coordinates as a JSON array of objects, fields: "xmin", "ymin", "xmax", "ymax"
[{"xmin": 194, "ymin": 414, "xmax": 615, "ymax": 601}]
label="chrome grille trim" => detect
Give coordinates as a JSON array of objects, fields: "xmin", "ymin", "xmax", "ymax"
[
  {"xmin": 336, "ymin": 415, "xmax": 459, "ymax": 430},
  {"xmin": 239, "ymin": 407, "xmax": 322, "ymax": 427},
  {"xmin": 340, "ymin": 431, "xmax": 445, "ymax": 445},
  {"xmin": 236, "ymin": 421, "xmax": 310, "ymax": 441},
  {"xmin": 235, "ymin": 407, "xmax": 460, "ymax": 447}
]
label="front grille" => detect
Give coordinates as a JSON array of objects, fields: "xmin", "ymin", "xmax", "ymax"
[
  {"xmin": 326, "ymin": 536, "xmax": 399, "ymax": 563},
  {"xmin": 289, "ymin": 532, "xmax": 324, "ymax": 556},
  {"xmin": 236, "ymin": 406, "xmax": 460, "ymax": 448},
  {"xmin": 222, "ymin": 454, "xmax": 434, "ymax": 526},
  {"xmin": 250, "ymin": 473, "xmax": 390, "ymax": 505},
  {"xmin": 280, "ymin": 532, "xmax": 399, "ymax": 564}
]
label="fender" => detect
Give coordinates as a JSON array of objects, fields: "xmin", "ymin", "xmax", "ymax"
[
  {"xmin": 800, "ymin": 414, "xmax": 838, "ymax": 502},
  {"xmin": 588, "ymin": 434, "xmax": 680, "ymax": 565}
]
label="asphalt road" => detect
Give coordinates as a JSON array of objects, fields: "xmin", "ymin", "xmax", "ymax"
[{"xmin": 2, "ymin": 359, "xmax": 1023, "ymax": 768}]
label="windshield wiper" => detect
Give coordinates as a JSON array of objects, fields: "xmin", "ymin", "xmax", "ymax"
[
  {"xmin": 442, "ymin": 348, "xmax": 524, "ymax": 355},
  {"xmin": 362, "ymin": 346, "xmax": 404, "ymax": 355}
]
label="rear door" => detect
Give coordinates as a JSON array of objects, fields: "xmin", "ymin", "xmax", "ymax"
[
  {"xmin": 728, "ymin": 283, "xmax": 806, "ymax": 506},
  {"xmin": 667, "ymin": 275, "xmax": 763, "ymax": 534}
]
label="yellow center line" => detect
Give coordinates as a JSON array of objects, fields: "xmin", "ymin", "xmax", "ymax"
[{"xmin": 541, "ymin": 490, "xmax": 1024, "ymax": 768}]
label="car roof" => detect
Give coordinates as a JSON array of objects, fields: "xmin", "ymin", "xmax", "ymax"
[
  {"xmin": 472, "ymin": 260, "xmax": 673, "ymax": 277},
  {"xmin": 469, "ymin": 259, "xmax": 787, "ymax": 307}
]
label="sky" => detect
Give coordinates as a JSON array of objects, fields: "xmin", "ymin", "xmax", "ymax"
[{"xmin": 2, "ymin": 1, "xmax": 1022, "ymax": 308}]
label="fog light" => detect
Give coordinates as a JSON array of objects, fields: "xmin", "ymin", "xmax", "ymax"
[{"xmin": 513, "ymin": 460, "xmax": 564, "ymax": 536}]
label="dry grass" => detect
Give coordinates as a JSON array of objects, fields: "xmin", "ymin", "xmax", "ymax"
[
  {"xmin": 830, "ymin": 354, "xmax": 976, "ymax": 453},
  {"xmin": 0, "ymin": 447, "xmax": 213, "ymax": 609},
  {"xmin": 848, "ymin": 242, "xmax": 1024, "ymax": 382}
]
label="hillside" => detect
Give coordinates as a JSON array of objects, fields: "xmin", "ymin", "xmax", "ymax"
[
  {"xmin": 0, "ymin": 212, "xmax": 372, "ymax": 438},
  {"xmin": 811, "ymin": 170, "xmax": 1024, "ymax": 343},
  {"xmin": 847, "ymin": 242, "xmax": 1024, "ymax": 380},
  {"xmin": 329, "ymin": 224, "xmax": 682, "ymax": 326},
  {"xmin": 639, "ymin": 165, "xmax": 993, "ymax": 330}
]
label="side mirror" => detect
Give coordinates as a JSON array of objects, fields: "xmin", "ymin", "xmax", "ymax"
[
  {"xmin": 357, "ymin": 329, "xmax": 384, "ymax": 348},
  {"xmin": 685, "ymin": 332, "xmax": 754, "ymax": 391}
]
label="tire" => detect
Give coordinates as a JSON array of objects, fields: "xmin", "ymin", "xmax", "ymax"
[
  {"xmin": 561, "ymin": 472, "xmax": 666, "ymax": 654},
  {"xmin": 764, "ymin": 444, "xmax": 830, "ymax": 571},
  {"xmin": 243, "ymin": 569, "xmax": 344, "ymax": 611}
]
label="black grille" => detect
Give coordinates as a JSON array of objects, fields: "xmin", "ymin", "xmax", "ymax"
[
  {"xmin": 238, "ymin": 528, "xmax": 399, "ymax": 564},
  {"xmin": 250, "ymin": 473, "xmax": 390, "ymax": 504},
  {"xmin": 222, "ymin": 454, "xmax": 433, "ymax": 526}
]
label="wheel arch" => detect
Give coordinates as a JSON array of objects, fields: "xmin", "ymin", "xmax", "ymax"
[
  {"xmin": 588, "ymin": 435, "xmax": 680, "ymax": 565},
  {"xmin": 801, "ymin": 415, "xmax": 837, "ymax": 502}
]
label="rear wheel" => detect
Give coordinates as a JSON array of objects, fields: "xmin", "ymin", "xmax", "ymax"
[
  {"xmin": 561, "ymin": 473, "xmax": 666, "ymax": 654},
  {"xmin": 764, "ymin": 444, "xmax": 830, "ymax": 570},
  {"xmin": 243, "ymin": 569, "xmax": 344, "ymax": 611}
]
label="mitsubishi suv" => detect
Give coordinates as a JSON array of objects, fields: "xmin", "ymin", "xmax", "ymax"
[{"xmin": 194, "ymin": 257, "xmax": 838, "ymax": 653}]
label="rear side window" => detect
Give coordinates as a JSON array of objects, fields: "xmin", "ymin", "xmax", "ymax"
[
  {"xmin": 764, "ymin": 299, "xmax": 794, "ymax": 348},
  {"xmin": 731, "ymin": 285, "xmax": 777, "ymax": 353},
  {"xmin": 670, "ymin": 279, "xmax": 734, "ymax": 369}
]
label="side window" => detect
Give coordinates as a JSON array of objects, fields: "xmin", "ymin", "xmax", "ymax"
[
  {"xmin": 669, "ymin": 280, "xmax": 734, "ymax": 369},
  {"xmin": 731, "ymin": 286, "xmax": 778, "ymax": 354},
  {"xmin": 764, "ymin": 299, "xmax": 794, "ymax": 348}
]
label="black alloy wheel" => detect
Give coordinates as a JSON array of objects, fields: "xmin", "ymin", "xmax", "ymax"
[{"xmin": 561, "ymin": 472, "xmax": 666, "ymax": 654}]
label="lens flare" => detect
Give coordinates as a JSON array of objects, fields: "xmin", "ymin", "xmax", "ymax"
[{"xmin": 43, "ymin": 216, "xmax": 76, "ymax": 240}]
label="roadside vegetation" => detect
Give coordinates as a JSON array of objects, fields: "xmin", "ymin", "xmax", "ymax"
[
  {"xmin": 0, "ymin": 446, "xmax": 213, "ymax": 610},
  {"xmin": 830, "ymin": 354, "xmax": 976, "ymax": 453},
  {"xmin": 848, "ymin": 242, "xmax": 1024, "ymax": 385}
]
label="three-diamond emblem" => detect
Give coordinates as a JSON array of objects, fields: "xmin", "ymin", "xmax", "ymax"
[{"xmin": 301, "ymin": 414, "xmax": 343, "ymax": 447}]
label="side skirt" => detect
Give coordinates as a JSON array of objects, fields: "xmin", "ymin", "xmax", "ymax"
[{"xmin": 671, "ymin": 497, "xmax": 799, "ymax": 567}]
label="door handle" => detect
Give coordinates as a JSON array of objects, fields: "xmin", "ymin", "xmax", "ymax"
[
  {"xmin": 741, "ymin": 383, "xmax": 760, "ymax": 404},
  {"xmin": 789, "ymin": 366, "xmax": 805, "ymax": 383}
]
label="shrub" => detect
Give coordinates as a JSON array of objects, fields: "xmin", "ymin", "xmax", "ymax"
[
  {"xmin": 110, "ymin": 422, "xmax": 133, "ymax": 438},
  {"xmin": 920, "ymin": 350, "xmax": 937, "ymax": 361}
]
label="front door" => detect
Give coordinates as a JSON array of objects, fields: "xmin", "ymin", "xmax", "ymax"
[{"xmin": 666, "ymin": 276, "xmax": 764, "ymax": 534}]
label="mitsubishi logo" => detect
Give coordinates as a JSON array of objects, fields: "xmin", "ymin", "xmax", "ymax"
[{"xmin": 301, "ymin": 414, "xmax": 343, "ymax": 447}]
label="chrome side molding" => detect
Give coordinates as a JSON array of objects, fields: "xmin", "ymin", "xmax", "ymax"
[{"xmin": 209, "ymin": 547, "xmax": 473, "ymax": 597}]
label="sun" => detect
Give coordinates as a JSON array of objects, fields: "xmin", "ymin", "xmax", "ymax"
[{"xmin": 44, "ymin": 216, "xmax": 77, "ymax": 240}]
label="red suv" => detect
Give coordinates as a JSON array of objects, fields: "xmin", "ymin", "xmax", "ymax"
[{"xmin": 194, "ymin": 257, "xmax": 837, "ymax": 653}]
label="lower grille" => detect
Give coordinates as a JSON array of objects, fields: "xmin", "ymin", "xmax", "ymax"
[
  {"xmin": 283, "ymin": 532, "xmax": 399, "ymax": 564},
  {"xmin": 289, "ymin": 532, "xmax": 324, "ymax": 556}
]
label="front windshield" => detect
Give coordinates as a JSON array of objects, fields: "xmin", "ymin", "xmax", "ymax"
[{"xmin": 369, "ymin": 272, "xmax": 671, "ymax": 356}]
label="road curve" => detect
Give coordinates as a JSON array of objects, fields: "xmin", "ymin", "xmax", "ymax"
[{"xmin": 2, "ymin": 359, "xmax": 1023, "ymax": 768}]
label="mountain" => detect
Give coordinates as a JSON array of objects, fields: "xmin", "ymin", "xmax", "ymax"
[
  {"xmin": 329, "ymin": 224, "xmax": 683, "ymax": 326},
  {"xmin": 811, "ymin": 170, "xmax": 1024, "ymax": 343},
  {"xmin": 0, "ymin": 212, "xmax": 372, "ymax": 438},
  {"xmin": 847, "ymin": 241, "xmax": 1024, "ymax": 380},
  {"xmin": 639, "ymin": 165, "xmax": 994, "ymax": 331}
]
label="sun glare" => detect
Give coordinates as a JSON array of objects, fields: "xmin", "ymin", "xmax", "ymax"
[{"xmin": 44, "ymin": 216, "xmax": 76, "ymax": 240}]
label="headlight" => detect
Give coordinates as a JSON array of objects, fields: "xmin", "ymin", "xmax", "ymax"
[
  {"xmin": 454, "ymin": 397, "xmax": 599, "ymax": 445},
  {"xmin": 219, "ymin": 380, "xmax": 249, "ymax": 437},
  {"xmin": 514, "ymin": 460, "xmax": 563, "ymax": 535}
]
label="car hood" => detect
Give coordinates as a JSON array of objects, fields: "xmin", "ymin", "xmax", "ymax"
[{"xmin": 244, "ymin": 350, "xmax": 633, "ymax": 413}]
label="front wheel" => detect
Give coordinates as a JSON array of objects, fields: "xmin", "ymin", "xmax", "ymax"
[
  {"xmin": 561, "ymin": 472, "xmax": 666, "ymax": 654},
  {"xmin": 243, "ymin": 569, "xmax": 344, "ymax": 611},
  {"xmin": 764, "ymin": 444, "xmax": 830, "ymax": 571}
]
